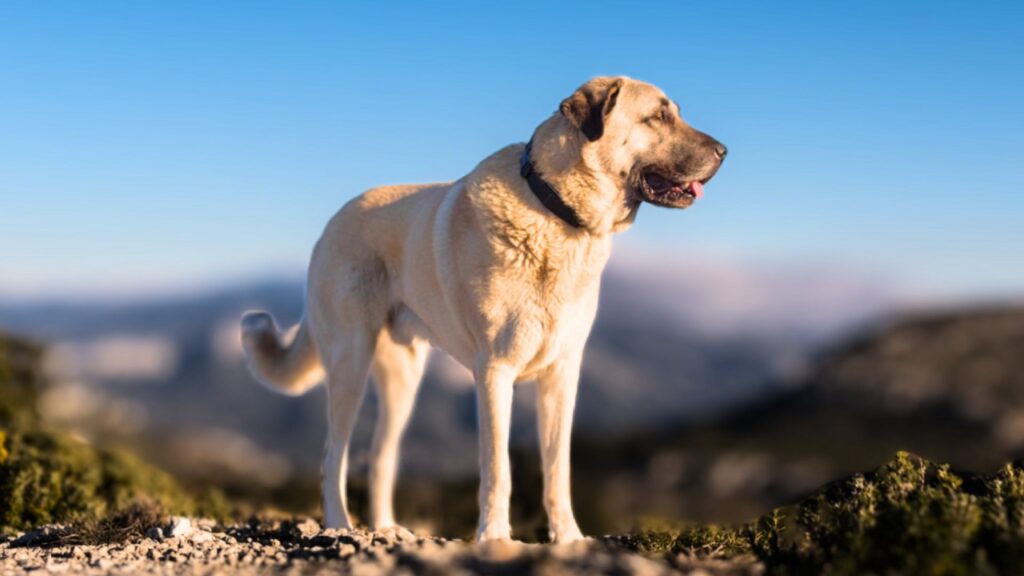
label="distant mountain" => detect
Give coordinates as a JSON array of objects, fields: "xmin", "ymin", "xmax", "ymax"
[{"xmin": 0, "ymin": 255, "xmax": 897, "ymax": 495}]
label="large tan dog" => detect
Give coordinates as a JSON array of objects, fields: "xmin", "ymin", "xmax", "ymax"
[{"xmin": 241, "ymin": 76, "xmax": 726, "ymax": 543}]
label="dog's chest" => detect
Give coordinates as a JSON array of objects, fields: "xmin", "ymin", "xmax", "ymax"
[{"xmin": 494, "ymin": 238, "xmax": 608, "ymax": 373}]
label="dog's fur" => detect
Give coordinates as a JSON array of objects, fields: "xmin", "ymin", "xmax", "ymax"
[{"xmin": 241, "ymin": 76, "xmax": 725, "ymax": 543}]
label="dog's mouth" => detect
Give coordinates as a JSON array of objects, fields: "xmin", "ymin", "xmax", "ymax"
[{"xmin": 638, "ymin": 172, "xmax": 704, "ymax": 208}]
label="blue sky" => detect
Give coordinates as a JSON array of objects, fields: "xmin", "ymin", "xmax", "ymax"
[{"xmin": 1, "ymin": 1, "xmax": 1022, "ymax": 300}]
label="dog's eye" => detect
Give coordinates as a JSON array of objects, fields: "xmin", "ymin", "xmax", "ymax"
[{"xmin": 656, "ymin": 108, "xmax": 671, "ymax": 123}]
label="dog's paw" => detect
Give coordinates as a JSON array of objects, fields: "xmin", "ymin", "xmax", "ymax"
[
  {"xmin": 550, "ymin": 525, "xmax": 587, "ymax": 545},
  {"xmin": 474, "ymin": 531, "xmax": 524, "ymax": 561},
  {"xmin": 475, "ymin": 523, "xmax": 512, "ymax": 543},
  {"xmin": 373, "ymin": 524, "xmax": 416, "ymax": 542}
]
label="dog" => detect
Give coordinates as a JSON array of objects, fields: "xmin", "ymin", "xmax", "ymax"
[{"xmin": 241, "ymin": 76, "xmax": 726, "ymax": 543}]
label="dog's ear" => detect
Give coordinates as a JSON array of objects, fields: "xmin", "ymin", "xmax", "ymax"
[{"xmin": 559, "ymin": 77, "xmax": 624, "ymax": 141}]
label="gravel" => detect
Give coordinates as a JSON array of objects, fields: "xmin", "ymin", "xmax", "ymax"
[{"xmin": 0, "ymin": 519, "xmax": 762, "ymax": 575}]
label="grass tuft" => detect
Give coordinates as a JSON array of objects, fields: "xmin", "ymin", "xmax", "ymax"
[{"xmin": 25, "ymin": 501, "xmax": 167, "ymax": 548}]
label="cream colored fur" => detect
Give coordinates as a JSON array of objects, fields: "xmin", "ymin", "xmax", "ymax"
[{"xmin": 241, "ymin": 77, "xmax": 724, "ymax": 543}]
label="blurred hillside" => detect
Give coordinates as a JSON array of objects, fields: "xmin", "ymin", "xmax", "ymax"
[
  {"xmin": 580, "ymin": 306, "xmax": 1024, "ymax": 528},
  {"xmin": 2, "ymin": 271, "xmax": 1023, "ymax": 537}
]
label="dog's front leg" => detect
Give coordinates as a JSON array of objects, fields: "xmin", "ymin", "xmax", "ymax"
[
  {"xmin": 474, "ymin": 363, "xmax": 516, "ymax": 541},
  {"xmin": 536, "ymin": 356, "xmax": 585, "ymax": 543}
]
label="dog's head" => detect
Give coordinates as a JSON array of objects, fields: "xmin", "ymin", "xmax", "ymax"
[{"xmin": 560, "ymin": 77, "xmax": 726, "ymax": 209}]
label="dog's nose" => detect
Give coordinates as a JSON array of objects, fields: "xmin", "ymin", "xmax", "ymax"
[{"xmin": 714, "ymin": 143, "xmax": 728, "ymax": 160}]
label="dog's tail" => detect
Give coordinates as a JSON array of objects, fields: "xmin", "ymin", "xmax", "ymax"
[{"xmin": 241, "ymin": 311, "xmax": 325, "ymax": 396}]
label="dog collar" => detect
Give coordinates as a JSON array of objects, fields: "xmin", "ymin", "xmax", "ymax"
[{"xmin": 519, "ymin": 140, "xmax": 585, "ymax": 229}]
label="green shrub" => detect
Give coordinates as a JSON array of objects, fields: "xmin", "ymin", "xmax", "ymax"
[{"xmin": 621, "ymin": 452, "xmax": 1024, "ymax": 575}]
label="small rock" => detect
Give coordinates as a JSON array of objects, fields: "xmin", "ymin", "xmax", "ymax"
[
  {"xmin": 145, "ymin": 526, "xmax": 164, "ymax": 541},
  {"xmin": 337, "ymin": 543, "xmax": 357, "ymax": 557},
  {"xmin": 308, "ymin": 534, "xmax": 338, "ymax": 547},
  {"xmin": 166, "ymin": 517, "xmax": 193, "ymax": 539},
  {"xmin": 293, "ymin": 518, "xmax": 321, "ymax": 539}
]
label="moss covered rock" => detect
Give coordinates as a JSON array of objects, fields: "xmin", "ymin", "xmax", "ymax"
[
  {"xmin": 623, "ymin": 452, "xmax": 1024, "ymax": 575},
  {"xmin": 0, "ymin": 332, "xmax": 228, "ymax": 533}
]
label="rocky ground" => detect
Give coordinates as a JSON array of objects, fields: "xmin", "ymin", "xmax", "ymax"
[{"xmin": 0, "ymin": 517, "xmax": 762, "ymax": 576}]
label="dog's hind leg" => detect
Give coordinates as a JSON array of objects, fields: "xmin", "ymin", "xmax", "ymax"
[
  {"xmin": 367, "ymin": 324, "xmax": 429, "ymax": 529},
  {"xmin": 320, "ymin": 327, "xmax": 376, "ymax": 529},
  {"xmin": 309, "ymin": 240, "xmax": 393, "ymax": 529}
]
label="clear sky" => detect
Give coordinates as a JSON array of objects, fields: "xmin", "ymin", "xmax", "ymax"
[{"xmin": 1, "ymin": 1, "xmax": 1022, "ymax": 300}]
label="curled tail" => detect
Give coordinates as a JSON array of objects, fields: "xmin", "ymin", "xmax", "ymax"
[{"xmin": 241, "ymin": 311, "xmax": 325, "ymax": 396}]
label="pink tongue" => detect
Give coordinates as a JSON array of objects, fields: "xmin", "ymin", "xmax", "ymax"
[{"xmin": 690, "ymin": 181, "xmax": 704, "ymax": 199}]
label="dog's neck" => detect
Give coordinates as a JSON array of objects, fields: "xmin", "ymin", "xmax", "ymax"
[
  {"xmin": 520, "ymin": 141, "xmax": 586, "ymax": 229},
  {"xmin": 526, "ymin": 118, "xmax": 640, "ymax": 236}
]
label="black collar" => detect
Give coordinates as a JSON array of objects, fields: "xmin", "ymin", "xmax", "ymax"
[{"xmin": 519, "ymin": 140, "xmax": 584, "ymax": 229}]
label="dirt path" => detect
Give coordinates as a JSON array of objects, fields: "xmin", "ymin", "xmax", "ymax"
[{"xmin": 0, "ymin": 518, "xmax": 761, "ymax": 575}]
